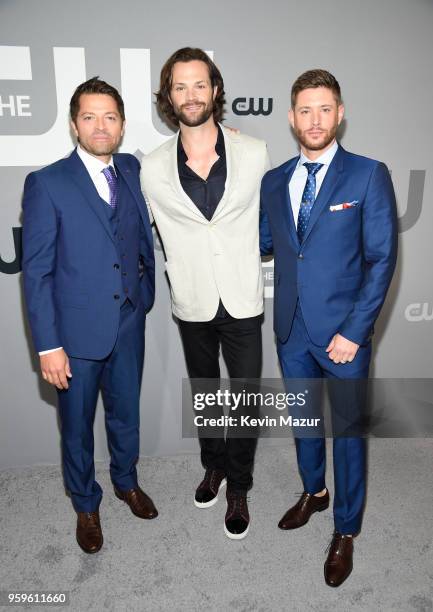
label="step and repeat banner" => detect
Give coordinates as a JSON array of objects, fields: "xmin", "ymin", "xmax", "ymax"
[{"xmin": 1, "ymin": 0, "xmax": 432, "ymax": 467}]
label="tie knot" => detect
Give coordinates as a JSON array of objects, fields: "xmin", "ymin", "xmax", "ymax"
[
  {"xmin": 102, "ymin": 166, "xmax": 116, "ymax": 182},
  {"xmin": 303, "ymin": 162, "xmax": 323, "ymax": 176}
]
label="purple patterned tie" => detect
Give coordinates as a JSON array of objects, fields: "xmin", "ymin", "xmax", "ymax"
[{"xmin": 102, "ymin": 166, "xmax": 118, "ymax": 209}]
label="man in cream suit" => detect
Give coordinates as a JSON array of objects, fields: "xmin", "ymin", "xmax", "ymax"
[{"xmin": 141, "ymin": 47, "xmax": 269, "ymax": 539}]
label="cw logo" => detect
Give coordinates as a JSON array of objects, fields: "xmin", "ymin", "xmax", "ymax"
[
  {"xmin": 232, "ymin": 98, "xmax": 273, "ymax": 116},
  {"xmin": 404, "ymin": 303, "xmax": 433, "ymax": 322}
]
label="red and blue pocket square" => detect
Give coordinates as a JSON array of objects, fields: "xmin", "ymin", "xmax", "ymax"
[{"xmin": 329, "ymin": 200, "xmax": 359, "ymax": 212}]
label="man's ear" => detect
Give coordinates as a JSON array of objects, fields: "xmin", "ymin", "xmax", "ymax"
[
  {"xmin": 337, "ymin": 104, "xmax": 345, "ymax": 125},
  {"xmin": 121, "ymin": 120, "xmax": 126, "ymax": 137},
  {"xmin": 213, "ymin": 85, "xmax": 218, "ymax": 101},
  {"xmin": 70, "ymin": 120, "xmax": 78, "ymax": 139},
  {"xmin": 288, "ymin": 108, "xmax": 295, "ymax": 129}
]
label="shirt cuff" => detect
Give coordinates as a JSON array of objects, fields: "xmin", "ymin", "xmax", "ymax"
[{"xmin": 39, "ymin": 347, "xmax": 63, "ymax": 355}]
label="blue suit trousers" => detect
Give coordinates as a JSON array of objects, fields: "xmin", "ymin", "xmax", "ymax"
[
  {"xmin": 57, "ymin": 300, "xmax": 145, "ymax": 513},
  {"xmin": 277, "ymin": 303, "xmax": 371, "ymax": 535}
]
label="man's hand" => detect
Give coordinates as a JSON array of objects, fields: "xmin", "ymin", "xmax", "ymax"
[
  {"xmin": 326, "ymin": 334, "xmax": 359, "ymax": 364},
  {"xmin": 40, "ymin": 349, "xmax": 72, "ymax": 389}
]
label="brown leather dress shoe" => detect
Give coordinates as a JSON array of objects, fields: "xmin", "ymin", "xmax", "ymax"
[
  {"xmin": 324, "ymin": 532, "xmax": 354, "ymax": 587},
  {"xmin": 278, "ymin": 490, "xmax": 329, "ymax": 530},
  {"xmin": 76, "ymin": 511, "xmax": 103, "ymax": 554},
  {"xmin": 114, "ymin": 486, "xmax": 158, "ymax": 519}
]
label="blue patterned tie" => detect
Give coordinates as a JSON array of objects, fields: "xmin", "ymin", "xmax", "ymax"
[
  {"xmin": 102, "ymin": 166, "xmax": 118, "ymax": 209},
  {"xmin": 297, "ymin": 162, "xmax": 323, "ymax": 243}
]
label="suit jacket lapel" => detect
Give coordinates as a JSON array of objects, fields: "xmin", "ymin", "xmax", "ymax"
[
  {"xmin": 168, "ymin": 132, "xmax": 208, "ymax": 222},
  {"xmin": 211, "ymin": 125, "xmax": 241, "ymax": 222},
  {"xmin": 281, "ymin": 158, "xmax": 300, "ymax": 249},
  {"xmin": 301, "ymin": 145, "xmax": 345, "ymax": 245},
  {"xmin": 67, "ymin": 149, "xmax": 115, "ymax": 243},
  {"xmin": 114, "ymin": 154, "xmax": 154, "ymax": 251}
]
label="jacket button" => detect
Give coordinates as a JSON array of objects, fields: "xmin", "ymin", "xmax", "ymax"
[
  {"xmin": 114, "ymin": 294, "xmax": 120, "ymax": 300},
  {"xmin": 113, "ymin": 264, "xmax": 120, "ymax": 270},
  {"xmin": 298, "ymin": 253, "xmax": 304, "ymax": 259}
]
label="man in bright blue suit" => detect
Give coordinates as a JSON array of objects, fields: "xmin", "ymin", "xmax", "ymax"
[
  {"xmin": 260, "ymin": 70, "xmax": 397, "ymax": 586},
  {"xmin": 22, "ymin": 78, "xmax": 157, "ymax": 554}
]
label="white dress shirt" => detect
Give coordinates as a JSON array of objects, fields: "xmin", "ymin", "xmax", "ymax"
[
  {"xmin": 39, "ymin": 145, "xmax": 116, "ymax": 355},
  {"xmin": 289, "ymin": 140, "xmax": 338, "ymax": 228}
]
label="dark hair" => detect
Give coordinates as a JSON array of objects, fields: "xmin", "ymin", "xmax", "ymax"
[
  {"xmin": 70, "ymin": 76, "xmax": 125, "ymax": 123},
  {"xmin": 156, "ymin": 47, "xmax": 226, "ymax": 127},
  {"xmin": 291, "ymin": 69, "xmax": 342, "ymax": 107}
]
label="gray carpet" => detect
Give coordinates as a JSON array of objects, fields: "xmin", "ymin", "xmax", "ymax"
[{"xmin": 1, "ymin": 440, "xmax": 432, "ymax": 612}]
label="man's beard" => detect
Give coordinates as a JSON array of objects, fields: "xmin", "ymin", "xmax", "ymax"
[
  {"xmin": 295, "ymin": 124, "xmax": 338, "ymax": 152},
  {"xmin": 174, "ymin": 100, "xmax": 214, "ymax": 127},
  {"xmin": 78, "ymin": 135, "xmax": 117, "ymax": 157}
]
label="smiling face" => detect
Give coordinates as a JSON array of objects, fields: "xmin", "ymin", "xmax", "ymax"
[
  {"xmin": 289, "ymin": 86, "xmax": 344, "ymax": 158},
  {"xmin": 169, "ymin": 60, "xmax": 217, "ymax": 128},
  {"xmin": 71, "ymin": 93, "xmax": 124, "ymax": 161}
]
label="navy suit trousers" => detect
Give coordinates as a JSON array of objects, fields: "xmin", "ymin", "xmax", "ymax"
[
  {"xmin": 277, "ymin": 302, "xmax": 371, "ymax": 535},
  {"xmin": 57, "ymin": 300, "xmax": 145, "ymax": 513}
]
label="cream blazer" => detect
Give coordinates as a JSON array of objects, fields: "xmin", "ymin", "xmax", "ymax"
[{"xmin": 140, "ymin": 125, "xmax": 269, "ymax": 321}]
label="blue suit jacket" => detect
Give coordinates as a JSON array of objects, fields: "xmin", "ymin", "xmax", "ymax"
[
  {"xmin": 22, "ymin": 149, "xmax": 155, "ymax": 359},
  {"xmin": 260, "ymin": 145, "xmax": 398, "ymax": 346}
]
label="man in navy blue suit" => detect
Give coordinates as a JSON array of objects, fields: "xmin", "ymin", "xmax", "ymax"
[
  {"xmin": 22, "ymin": 78, "xmax": 157, "ymax": 553},
  {"xmin": 260, "ymin": 70, "xmax": 397, "ymax": 586}
]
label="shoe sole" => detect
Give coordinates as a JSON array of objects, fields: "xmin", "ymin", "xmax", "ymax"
[
  {"xmin": 194, "ymin": 478, "xmax": 227, "ymax": 508},
  {"xmin": 223, "ymin": 522, "xmax": 250, "ymax": 540},
  {"xmin": 278, "ymin": 501, "xmax": 329, "ymax": 530}
]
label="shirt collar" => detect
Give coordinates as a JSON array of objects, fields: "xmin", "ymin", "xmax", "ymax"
[
  {"xmin": 177, "ymin": 124, "xmax": 225, "ymax": 162},
  {"xmin": 76, "ymin": 145, "xmax": 115, "ymax": 180},
  {"xmin": 298, "ymin": 140, "xmax": 339, "ymax": 169}
]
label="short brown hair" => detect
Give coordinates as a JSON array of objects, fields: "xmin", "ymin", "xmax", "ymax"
[
  {"xmin": 291, "ymin": 69, "xmax": 342, "ymax": 108},
  {"xmin": 70, "ymin": 77, "xmax": 125, "ymax": 123},
  {"xmin": 156, "ymin": 47, "xmax": 226, "ymax": 127}
]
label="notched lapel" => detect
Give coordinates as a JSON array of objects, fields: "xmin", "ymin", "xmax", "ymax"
[
  {"xmin": 169, "ymin": 133, "xmax": 208, "ymax": 222},
  {"xmin": 301, "ymin": 147, "xmax": 345, "ymax": 244},
  {"xmin": 67, "ymin": 150, "xmax": 115, "ymax": 243},
  {"xmin": 279, "ymin": 158, "xmax": 299, "ymax": 248},
  {"xmin": 114, "ymin": 155, "xmax": 155, "ymax": 252},
  {"xmin": 211, "ymin": 127, "xmax": 241, "ymax": 222},
  {"xmin": 115, "ymin": 156, "xmax": 142, "ymax": 212}
]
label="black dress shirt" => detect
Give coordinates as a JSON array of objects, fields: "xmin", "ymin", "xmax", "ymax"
[
  {"xmin": 178, "ymin": 125, "xmax": 228, "ymax": 318},
  {"xmin": 177, "ymin": 125, "xmax": 227, "ymax": 221}
]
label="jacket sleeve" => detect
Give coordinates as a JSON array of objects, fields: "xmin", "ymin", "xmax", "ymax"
[
  {"xmin": 259, "ymin": 173, "xmax": 274, "ymax": 256},
  {"xmin": 338, "ymin": 162, "xmax": 398, "ymax": 345},
  {"xmin": 22, "ymin": 172, "xmax": 61, "ymax": 352}
]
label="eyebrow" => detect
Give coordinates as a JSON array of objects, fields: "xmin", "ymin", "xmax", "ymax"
[
  {"xmin": 298, "ymin": 104, "xmax": 333, "ymax": 109},
  {"xmin": 172, "ymin": 80, "xmax": 208, "ymax": 86},
  {"xmin": 79, "ymin": 111, "xmax": 119, "ymax": 115}
]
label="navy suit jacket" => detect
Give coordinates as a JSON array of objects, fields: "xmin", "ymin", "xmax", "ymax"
[
  {"xmin": 260, "ymin": 145, "xmax": 398, "ymax": 346},
  {"xmin": 22, "ymin": 149, "xmax": 155, "ymax": 359}
]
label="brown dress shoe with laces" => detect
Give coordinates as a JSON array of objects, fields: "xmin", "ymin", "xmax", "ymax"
[
  {"xmin": 114, "ymin": 486, "xmax": 158, "ymax": 519},
  {"xmin": 278, "ymin": 489, "xmax": 329, "ymax": 530},
  {"xmin": 76, "ymin": 511, "xmax": 103, "ymax": 554},
  {"xmin": 324, "ymin": 532, "xmax": 354, "ymax": 587}
]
